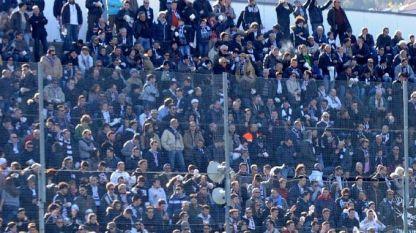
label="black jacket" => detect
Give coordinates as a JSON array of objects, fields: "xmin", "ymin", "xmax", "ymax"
[
  {"xmin": 10, "ymin": 10, "xmax": 30, "ymax": 33},
  {"xmin": 318, "ymin": 52, "xmax": 335, "ymax": 76},
  {"xmin": 138, "ymin": 5, "xmax": 154, "ymax": 23},
  {"xmin": 28, "ymin": 14, "xmax": 48, "ymax": 38},
  {"xmin": 275, "ymin": 3, "xmax": 294, "ymax": 28},
  {"xmin": 114, "ymin": 214, "xmax": 133, "ymax": 231},
  {"xmin": 376, "ymin": 34, "xmax": 392, "ymax": 50},
  {"xmin": 143, "ymin": 149, "xmax": 163, "ymax": 171},
  {"xmin": 193, "ymin": 0, "xmax": 212, "ymax": 20},
  {"xmin": 153, "ymin": 20, "xmax": 172, "ymax": 44},
  {"xmin": 308, "ymin": 0, "xmax": 332, "ymax": 24},
  {"xmin": 327, "ymin": 7, "xmax": 351, "ymax": 31},
  {"xmin": 134, "ymin": 19, "xmax": 152, "ymax": 39},
  {"xmin": 85, "ymin": 0, "xmax": 103, "ymax": 17},
  {"xmin": 53, "ymin": 0, "xmax": 67, "ymax": 18},
  {"xmin": 242, "ymin": 4, "xmax": 262, "ymax": 29},
  {"xmin": 61, "ymin": 2, "xmax": 83, "ymax": 25}
]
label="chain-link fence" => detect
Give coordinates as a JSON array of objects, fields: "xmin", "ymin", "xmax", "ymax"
[{"xmin": 0, "ymin": 61, "xmax": 416, "ymax": 232}]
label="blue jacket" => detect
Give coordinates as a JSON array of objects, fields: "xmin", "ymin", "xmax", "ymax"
[{"xmin": 168, "ymin": 194, "xmax": 189, "ymax": 216}]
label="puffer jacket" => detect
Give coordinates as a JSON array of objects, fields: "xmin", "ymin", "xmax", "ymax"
[{"xmin": 161, "ymin": 127, "xmax": 184, "ymax": 151}]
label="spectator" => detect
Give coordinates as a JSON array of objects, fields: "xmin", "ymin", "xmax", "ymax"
[
  {"xmin": 148, "ymin": 177, "xmax": 167, "ymax": 207},
  {"xmin": 0, "ymin": 176, "xmax": 20, "ymax": 223},
  {"xmin": 275, "ymin": 0, "xmax": 294, "ymax": 40},
  {"xmin": 161, "ymin": 118, "xmax": 185, "ymax": 172},
  {"xmin": 39, "ymin": 46, "xmax": 63, "ymax": 81},
  {"xmin": 359, "ymin": 209, "xmax": 386, "ymax": 232},
  {"xmin": 85, "ymin": 0, "xmax": 103, "ymax": 42},
  {"xmin": 61, "ymin": 0, "xmax": 83, "ymax": 51},
  {"xmin": 43, "ymin": 79, "xmax": 65, "ymax": 104},
  {"xmin": 327, "ymin": 0, "xmax": 351, "ymax": 42},
  {"xmin": 113, "ymin": 208, "xmax": 133, "ymax": 232},
  {"xmin": 28, "ymin": 5, "xmax": 48, "ymax": 62},
  {"xmin": 110, "ymin": 161, "xmax": 135, "ymax": 187},
  {"xmin": 308, "ymin": 0, "xmax": 332, "ymax": 33}
]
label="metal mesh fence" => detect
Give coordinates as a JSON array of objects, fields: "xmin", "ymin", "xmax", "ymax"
[{"xmin": 0, "ymin": 61, "xmax": 415, "ymax": 232}]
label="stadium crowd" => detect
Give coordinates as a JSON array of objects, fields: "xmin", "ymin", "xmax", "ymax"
[{"xmin": 0, "ymin": 0, "xmax": 416, "ymax": 232}]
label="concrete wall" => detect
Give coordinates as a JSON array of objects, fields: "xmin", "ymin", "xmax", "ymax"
[{"xmin": 43, "ymin": 0, "xmax": 416, "ymax": 42}]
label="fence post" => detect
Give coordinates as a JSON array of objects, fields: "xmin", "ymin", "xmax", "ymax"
[
  {"xmin": 223, "ymin": 72, "xmax": 231, "ymax": 233},
  {"xmin": 37, "ymin": 63, "xmax": 47, "ymax": 233},
  {"xmin": 403, "ymin": 79, "xmax": 409, "ymax": 232}
]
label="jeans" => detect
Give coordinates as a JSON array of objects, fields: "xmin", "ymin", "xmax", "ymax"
[
  {"xmin": 138, "ymin": 37, "xmax": 151, "ymax": 50},
  {"xmin": 63, "ymin": 24, "xmax": 79, "ymax": 51},
  {"xmin": 198, "ymin": 43, "xmax": 209, "ymax": 57},
  {"xmin": 179, "ymin": 45, "xmax": 191, "ymax": 58},
  {"xmin": 168, "ymin": 150, "xmax": 185, "ymax": 172},
  {"xmin": 323, "ymin": 75, "xmax": 335, "ymax": 94}
]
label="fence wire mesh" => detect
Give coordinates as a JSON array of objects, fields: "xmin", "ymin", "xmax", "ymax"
[{"xmin": 0, "ymin": 61, "xmax": 415, "ymax": 233}]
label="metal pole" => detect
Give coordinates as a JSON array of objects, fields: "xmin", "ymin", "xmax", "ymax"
[
  {"xmin": 223, "ymin": 72, "xmax": 231, "ymax": 233},
  {"xmin": 403, "ymin": 79, "xmax": 409, "ymax": 233},
  {"xmin": 37, "ymin": 63, "xmax": 46, "ymax": 233}
]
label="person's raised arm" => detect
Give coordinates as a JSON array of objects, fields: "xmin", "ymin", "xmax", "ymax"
[{"xmin": 320, "ymin": 0, "xmax": 332, "ymax": 10}]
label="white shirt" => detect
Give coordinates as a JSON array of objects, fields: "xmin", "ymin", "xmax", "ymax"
[
  {"xmin": 148, "ymin": 187, "xmax": 167, "ymax": 207},
  {"xmin": 326, "ymin": 95, "xmax": 342, "ymax": 110},
  {"xmin": 69, "ymin": 4, "xmax": 79, "ymax": 25},
  {"xmin": 110, "ymin": 170, "xmax": 135, "ymax": 187}
]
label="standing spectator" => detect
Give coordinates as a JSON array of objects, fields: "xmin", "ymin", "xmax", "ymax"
[
  {"xmin": 39, "ymin": 46, "xmax": 63, "ymax": 81},
  {"xmin": 327, "ymin": 0, "xmax": 351, "ymax": 42},
  {"xmin": 153, "ymin": 11, "xmax": 172, "ymax": 53},
  {"xmin": 53, "ymin": 0, "xmax": 67, "ymax": 21},
  {"xmin": 0, "ymin": 177, "xmax": 20, "ymax": 223},
  {"xmin": 110, "ymin": 162, "xmax": 134, "ymax": 187},
  {"xmin": 73, "ymin": 185, "xmax": 96, "ymax": 215},
  {"xmin": 28, "ymin": 5, "xmax": 48, "ymax": 62},
  {"xmin": 139, "ymin": 0, "xmax": 154, "ymax": 24},
  {"xmin": 242, "ymin": 0, "xmax": 262, "ymax": 31},
  {"xmin": 275, "ymin": 0, "xmax": 294, "ymax": 40},
  {"xmin": 52, "ymin": 182, "xmax": 72, "ymax": 219},
  {"xmin": 308, "ymin": 0, "xmax": 332, "ymax": 33},
  {"xmin": 78, "ymin": 129, "xmax": 97, "ymax": 162},
  {"xmin": 168, "ymin": 185, "xmax": 188, "ymax": 217},
  {"xmin": 85, "ymin": 0, "xmax": 103, "ymax": 42},
  {"xmin": 113, "ymin": 208, "xmax": 133, "ymax": 232},
  {"xmin": 293, "ymin": 0, "xmax": 311, "ymax": 28},
  {"xmin": 196, "ymin": 19, "xmax": 211, "ymax": 57},
  {"xmin": 61, "ymin": 0, "xmax": 83, "ymax": 51},
  {"xmin": 173, "ymin": 18, "xmax": 192, "ymax": 58},
  {"xmin": 141, "ymin": 74, "xmax": 160, "ymax": 109},
  {"xmin": 134, "ymin": 11, "xmax": 152, "ymax": 50},
  {"xmin": 161, "ymin": 118, "xmax": 185, "ymax": 172},
  {"xmin": 144, "ymin": 139, "xmax": 163, "ymax": 172},
  {"xmin": 116, "ymin": 1, "xmax": 135, "ymax": 40},
  {"xmin": 10, "ymin": 3, "xmax": 30, "ymax": 46},
  {"xmin": 318, "ymin": 44, "xmax": 336, "ymax": 93},
  {"xmin": 148, "ymin": 177, "xmax": 167, "ymax": 207},
  {"xmin": 142, "ymin": 205, "xmax": 163, "ymax": 233},
  {"xmin": 19, "ymin": 175, "xmax": 38, "ymax": 221}
]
